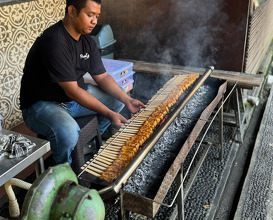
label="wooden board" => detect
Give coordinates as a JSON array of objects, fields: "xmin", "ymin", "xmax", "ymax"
[{"xmin": 125, "ymin": 59, "xmax": 263, "ymax": 89}]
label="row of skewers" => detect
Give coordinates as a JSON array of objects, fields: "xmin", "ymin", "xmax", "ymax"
[{"xmin": 81, "ymin": 73, "xmax": 200, "ymax": 183}]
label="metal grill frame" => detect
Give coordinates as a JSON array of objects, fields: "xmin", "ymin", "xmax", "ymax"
[
  {"xmin": 119, "ymin": 80, "xmax": 229, "ymax": 218},
  {"xmin": 95, "ymin": 67, "xmax": 215, "ymax": 201}
]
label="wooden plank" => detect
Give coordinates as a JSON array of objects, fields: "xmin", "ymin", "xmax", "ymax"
[{"xmin": 124, "ymin": 59, "xmax": 263, "ymax": 89}]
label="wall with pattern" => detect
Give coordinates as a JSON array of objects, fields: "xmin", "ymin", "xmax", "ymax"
[{"xmin": 0, "ymin": 0, "xmax": 65, "ymax": 129}]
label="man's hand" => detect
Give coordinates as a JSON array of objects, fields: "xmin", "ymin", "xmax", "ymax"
[
  {"xmin": 125, "ymin": 98, "xmax": 146, "ymax": 114},
  {"xmin": 108, "ymin": 111, "xmax": 130, "ymax": 128},
  {"xmin": 92, "ymin": 73, "xmax": 146, "ymax": 114}
]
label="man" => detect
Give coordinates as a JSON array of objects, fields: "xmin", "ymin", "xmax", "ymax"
[{"xmin": 20, "ymin": 0, "xmax": 145, "ymax": 165}]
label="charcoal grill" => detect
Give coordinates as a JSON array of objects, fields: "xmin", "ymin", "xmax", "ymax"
[
  {"xmin": 120, "ymin": 79, "xmax": 228, "ymax": 219},
  {"xmin": 78, "ymin": 66, "xmax": 234, "ymax": 219}
]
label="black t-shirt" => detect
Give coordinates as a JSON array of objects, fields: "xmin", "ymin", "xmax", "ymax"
[{"xmin": 20, "ymin": 20, "xmax": 106, "ymax": 109}]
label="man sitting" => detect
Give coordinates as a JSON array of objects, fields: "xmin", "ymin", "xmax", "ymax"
[{"xmin": 19, "ymin": 0, "xmax": 145, "ymax": 165}]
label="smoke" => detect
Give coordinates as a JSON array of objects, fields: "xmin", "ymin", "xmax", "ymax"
[
  {"xmin": 171, "ymin": 0, "xmax": 228, "ymax": 67},
  {"xmin": 130, "ymin": 0, "xmax": 228, "ymax": 68}
]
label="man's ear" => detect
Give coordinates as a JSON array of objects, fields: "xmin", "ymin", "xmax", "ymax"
[{"xmin": 67, "ymin": 5, "xmax": 77, "ymax": 17}]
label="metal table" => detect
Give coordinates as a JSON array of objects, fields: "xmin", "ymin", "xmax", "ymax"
[{"xmin": 0, "ymin": 129, "xmax": 50, "ymax": 187}]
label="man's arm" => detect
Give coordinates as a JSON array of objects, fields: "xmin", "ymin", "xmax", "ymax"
[
  {"xmin": 58, "ymin": 81, "xmax": 129, "ymax": 128},
  {"xmin": 92, "ymin": 72, "xmax": 146, "ymax": 113}
]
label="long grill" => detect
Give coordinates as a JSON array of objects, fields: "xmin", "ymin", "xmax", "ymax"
[
  {"xmin": 80, "ymin": 73, "xmax": 199, "ymax": 182},
  {"xmin": 78, "ymin": 67, "xmax": 216, "ymax": 202}
]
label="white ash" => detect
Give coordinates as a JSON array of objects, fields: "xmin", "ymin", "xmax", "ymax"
[{"xmin": 123, "ymin": 83, "xmax": 212, "ymax": 196}]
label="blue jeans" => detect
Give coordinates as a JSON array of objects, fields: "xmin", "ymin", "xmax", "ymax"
[{"xmin": 22, "ymin": 84, "xmax": 124, "ymax": 165}]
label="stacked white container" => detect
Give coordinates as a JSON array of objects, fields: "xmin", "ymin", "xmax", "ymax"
[{"xmin": 102, "ymin": 58, "xmax": 135, "ymax": 92}]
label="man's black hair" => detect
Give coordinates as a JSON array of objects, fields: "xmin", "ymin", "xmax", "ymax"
[{"xmin": 65, "ymin": 0, "xmax": 101, "ymax": 14}]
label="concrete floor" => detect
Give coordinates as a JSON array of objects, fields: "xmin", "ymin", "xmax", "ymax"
[
  {"xmin": 214, "ymin": 86, "xmax": 269, "ymax": 219},
  {"xmin": 234, "ymin": 80, "xmax": 273, "ymax": 218}
]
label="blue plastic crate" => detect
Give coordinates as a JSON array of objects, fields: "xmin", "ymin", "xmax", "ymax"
[
  {"xmin": 102, "ymin": 58, "xmax": 134, "ymax": 81},
  {"xmin": 83, "ymin": 59, "xmax": 135, "ymax": 92},
  {"xmin": 116, "ymin": 71, "xmax": 134, "ymax": 86},
  {"xmin": 120, "ymin": 77, "xmax": 134, "ymax": 92}
]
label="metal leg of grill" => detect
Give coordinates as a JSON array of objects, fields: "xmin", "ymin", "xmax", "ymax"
[
  {"xmin": 175, "ymin": 164, "xmax": 184, "ymax": 220},
  {"xmin": 120, "ymin": 189, "xmax": 130, "ymax": 220},
  {"xmin": 233, "ymin": 87, "xmax": 244, "ymax": 143}
]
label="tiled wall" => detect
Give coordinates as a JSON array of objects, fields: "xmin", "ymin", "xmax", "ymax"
[{"xmin": 0, "ymin": 0, "xmax": 65, "ymax": 129}]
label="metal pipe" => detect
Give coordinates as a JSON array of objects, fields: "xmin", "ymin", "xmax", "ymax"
[{"xmin": 99, "ymin": 66, "xmax": 214, "ymax": 199}]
